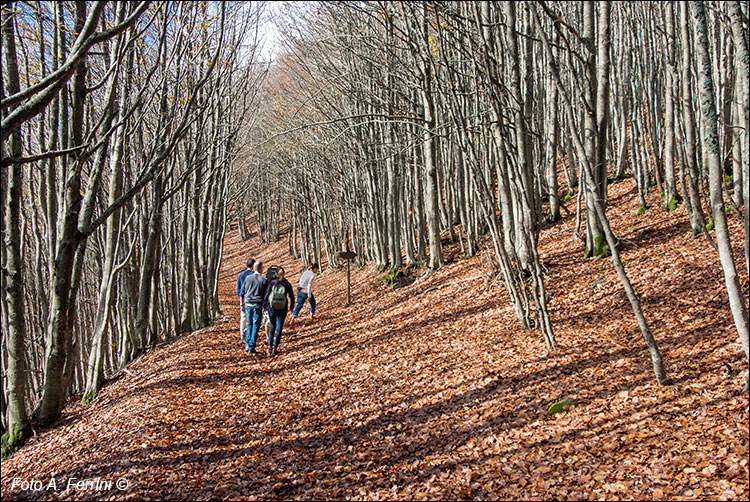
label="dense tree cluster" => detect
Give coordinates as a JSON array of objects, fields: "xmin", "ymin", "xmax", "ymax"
[
  {"xmin": 1, "ymin": 1, "xmax": 267, "ymax": 455},
  {"xmin": 1, "ymin": 0, "xmax": 748, "ymax": 461},
  {"xmin": 237, "ymin": 1, "xmax": 747, "ymax": 386}
]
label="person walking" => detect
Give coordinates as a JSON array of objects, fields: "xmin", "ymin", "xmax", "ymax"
[
  {"xmin": 240, "ymin": 261, "xmax": 268, "ymax": 354},
  {"xmin": 236, "ymin": 258, "xmax": 255, "ymax": 343},
  {"xmin": 263, "ymin": 265, "xmax": 280, "ymax": 330},
  {"xmin": 290, "ymin": 263, "xmax": 319, "ymax": 327},
  {"xmin": 263, "ymin": 267, "xmax": 295, "ymax": 356}
]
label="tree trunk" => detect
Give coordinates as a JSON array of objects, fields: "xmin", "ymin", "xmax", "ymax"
[
  {"xmin": 421, "ymin": 75, "xmax": 443, "ymax": 268},
  {"xmin": 35, "ymin": 0, "xmax": 89, "ymax": 427},
  {"xmin": 532, "ymin": 3, "xmax": 668, "ymax": 385},
  {"xmin": 135, "ymin": 175, "xmax": 164, "ymax": 347},
  {"xmin": 545, "ymin": 32, "xmax": 561, "ymax": 223},
  {"xmin": 680, "ymin": 2, "xmax": 708, "ymax": 235},
  {"xmin": 727, "ymin": 1, "xmax": 749, "ymax": 277},
  {"xmin": 1, "ymin": 1, "xmax": 30, "ymax": 452},
  {"xmin": 595, "ymin": 1, "xmax": 611, "ymax": 207},
  {"xmin": 583, "ymin": 1, "xmax": 607, "ymax": 258},
  {"xmin": 690, "ymin": 0, "xmax": 749, "ymax": 380},
  {"xmin": 179, "ymin": 175, "xmax": 196, "ymax": 334},
  {"xmin": 83, "ymin": 19, "xmax": 131, "ymax": 403},
  {"xmin": 664, "ymin": 2, "xmax": 678, "ymax": 210}
]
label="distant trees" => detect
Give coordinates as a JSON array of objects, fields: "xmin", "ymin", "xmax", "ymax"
[
  {"xmin": 236, "ymin": 1, "xmax": 748, "ymax": 386},
  {"xmin": 1, "ymin": 1, "xmax": 266, "ymax": 454}
]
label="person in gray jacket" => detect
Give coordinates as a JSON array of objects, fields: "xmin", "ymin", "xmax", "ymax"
[
  {"xmin": 236, "ymin": 258, "xmax": 255, "ymax": 343},
  {"xmin": 239, "ymin": 261, "xmax": 268, "ymax": 354}
]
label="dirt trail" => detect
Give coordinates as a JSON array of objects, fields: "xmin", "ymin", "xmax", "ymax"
[{"xmin": 1, "ymin": 182, "xmax": 748, "ymax": 500}]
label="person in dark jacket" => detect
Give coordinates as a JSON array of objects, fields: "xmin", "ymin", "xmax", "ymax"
[
  {"xmin": 263, "ymin": 265, "xmax": 280, "ymax": 330},
  {"xmin": 240, "ymin": 261, "xmax": 268, "ymax": 354},
  {"xmin": 236, "ymin": 258, "xmax": 255, "ymax": 343},
  {"xmin": 265, "ymin": 265, "xmax": 279, "ymax": 282},
  {"xmin": 262, "ymin": 266, "xmax": 295, "ymax": 357}
]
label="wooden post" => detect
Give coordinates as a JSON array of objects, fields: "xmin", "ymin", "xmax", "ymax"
[
  {"xmin": 339, "ymin": 251, "xmax": 356, "ymax": 306},
  {"xmin": 347, "ymin": 258, "xmax": 351, "ymax": 306},
  {"xmin": 340, "ymin": 228, "xmax": 356, "ymax": 306}
]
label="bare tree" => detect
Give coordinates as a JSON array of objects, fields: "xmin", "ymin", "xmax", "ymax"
[
  {"xmin": 689, "ymin": 0, "xmax": 749, "ymax": 385},
  {"xmin": 1, "ymin": 1, "xmax": 30, "ymax": 455}
]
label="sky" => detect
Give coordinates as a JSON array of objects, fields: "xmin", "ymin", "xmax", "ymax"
[{"xmin": 258, "ymin": 2, "xmax": 284, "ymax": 62}]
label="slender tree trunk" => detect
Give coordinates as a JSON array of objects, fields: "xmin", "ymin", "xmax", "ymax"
[
  {"xmin": 35, "ymin": 0, "xmax": 89, "ymax": 427},
  {"xmin": 505, "ymin": 1, "xmax": 533, "ymax": 267},
  {"xmin": 386, "ymin": 121, "xmax": 402, "ymax": 270},
  {"xmin": 727, "ymin": 1, "xmax": 749, "ymax": 278},
  {"xmin": 583, "ymin": 1, "xmax": 607, "ymax": 258},
  {"xmin": 83, "ymin": 20, "xmax": 132, "ymax": 403},
  {"xmin": 690, "ymin": 1, "xmax": 749, "ymax": 382},
  {"xmin": 595, "ymin": 1, "xmax": 611, "ymax": 207},
  {"xmin": 533, "ymin": 4, "xmax": 668, "ymax": 385},
  {"xmin": 664, "ymin": 2, "xmax": 678, "ymax": 210},
  {"xmin": 135, "ymin": 175, "xmax": 163, "ymax": 347},
  {"xmin": 545, "ymin": 36, "xmax": 561, "ymax": 223},
  {"xmin": 1, "ymin": 1, "xmax": 30, "ymax": 452},
  {"xmin": 420, "ymin": 9, "xmax": 443, "ymax": 270},
  {"xmin": 179, "ymin": 175, "xmax": 196, "ymax": 334},
  {"xmin": 680, "ymin": 2, "xmax": 707, "ymax": 235}
]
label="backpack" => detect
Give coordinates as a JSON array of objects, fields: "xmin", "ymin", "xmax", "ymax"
[{"xmin": 268, "ymin": 280, "xmax": 287, "ymax": 310}]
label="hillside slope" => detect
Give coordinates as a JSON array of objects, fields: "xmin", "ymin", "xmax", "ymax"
[{"xmin": 1, "ymin": 181, "xmax": 748, "ymax": 500}]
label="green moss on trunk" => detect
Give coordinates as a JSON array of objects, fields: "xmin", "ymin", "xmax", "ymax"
[
  {"xmin": 376, "ymin": 269, "xmax": 406, "ymax": 285},
  {"xmin": 1, "ymin": 422, "xmax": 30, "ymax": 461},
  {"xmin": 82, "ymin": 389, "xmax": 97, "ymax": 406},
  {"xmin": 593, "ymin": 236, "xmax": 610, "ymax": 257}
]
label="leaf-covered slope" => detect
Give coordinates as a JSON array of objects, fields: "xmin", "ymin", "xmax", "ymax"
[{"xmin": 1, "ymin": 181, "xmax": 748, "ymax": 500}]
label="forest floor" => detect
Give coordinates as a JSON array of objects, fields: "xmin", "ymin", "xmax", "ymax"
[{"xmin": 1, "ymin": 180, "xmax": 748, "ymax": 501}]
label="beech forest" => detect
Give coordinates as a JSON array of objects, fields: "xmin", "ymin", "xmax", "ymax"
[{"xmin": 1, "ymin": 1, "xmax": 748, "ymax": 500}]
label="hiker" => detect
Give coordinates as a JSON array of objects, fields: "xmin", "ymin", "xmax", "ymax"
[
  {"xmin": 240, "ymin": 260, "xmax": 268, "ymax": 354},
  {"xmin": 290, "ymin": 263, "xmax": 319, "ymax": 327},
  {"xmin": 263, "ymin": 266, "xmax": 296, "ymax": 356},
  {"xmin": 236, "ymin": 258, "xmax": 255, "ymax": 343},
  {"xmin": 266, "ymin": 265, "xmax": 279, "ymax": 282},
  {"xmin": 263, "ymin": 265, "xmax": 280, "ymax": 330}
]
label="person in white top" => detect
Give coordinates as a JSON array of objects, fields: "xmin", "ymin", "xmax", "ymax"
[{"xmin": 289, "ymin": 263, "xmax": 319, "ymax": 326}]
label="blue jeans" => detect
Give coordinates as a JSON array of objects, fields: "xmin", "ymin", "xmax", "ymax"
[
  {"xmin": 267, "ymin": 308, "xmax": 288, "ymax": 351},
  {"xmin": 292, "ymin": 291, "xmax": 316, "ymax": 317},
  {"xmin": 244, "ymin": 304, "xmax": 262, "ymax": 351}
]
